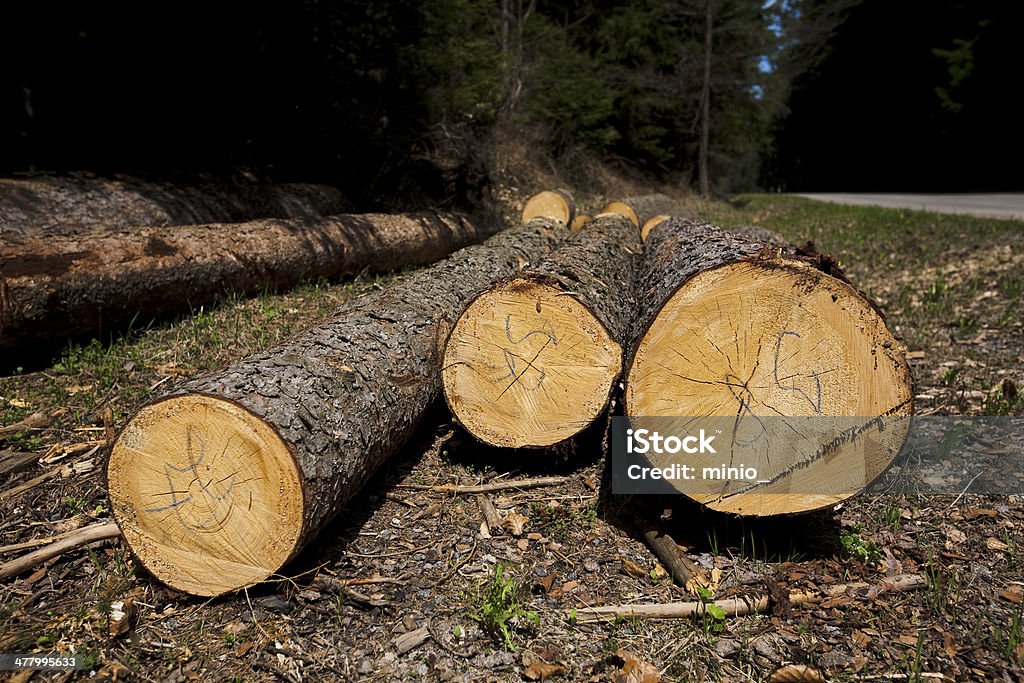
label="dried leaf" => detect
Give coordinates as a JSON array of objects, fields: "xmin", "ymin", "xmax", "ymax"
[
  {"xmin": 611, "ymin": 649, "xmax": 661, "ymax": 683},
  {"xmin": 943, "ymin": 631, "xmax": 957, "ymax": 658},
  {"xmin": 621, "ymin": 558, "xmax": 648, "ymax": 580},
  {"xmin": 986, "ymin": 536, "xmax": 1009, "ymax": 552},
  {"xmin": 684, "ymin": 566, "xmax": 720, "ymax": 595},
  {"xmin": 503, "ymin": 512, "xmax": 529, "ymax": 536},
  {"xmin": 524, "ymin": 660, "xmax": 567, "ymax": 681},
  {"xmin": 533, "ymin": 574, "xmax": 555, "ymax": 594},
  {"xmin": 768, "ymin": 664, "xmax": 825, "ymax": 682}
]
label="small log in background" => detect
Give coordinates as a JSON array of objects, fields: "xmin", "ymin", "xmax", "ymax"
[
  {"xmin": 107, "ymin": 196, "xmax": 571, "ymax": 596},
  {"xmin": 625, "ymin": 217, "xmax": 913, "ymax": 516},
  {"xmin": 0, "ymin": 211, "xmax": 487, "ymax": 351},
  {"xmin": 0, "ymin": 175, "xmax": 347, "ymax": 236}
]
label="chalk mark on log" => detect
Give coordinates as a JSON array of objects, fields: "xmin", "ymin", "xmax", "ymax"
[
  {"xmin": 773, "ymin": 331, "xmax": 822, "ymax": 415},
  {"xmin": 143, "ymin": 424, "xmax": 243, "ymax": 534}
]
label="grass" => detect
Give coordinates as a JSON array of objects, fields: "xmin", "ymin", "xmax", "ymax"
[{"xmin": 468, "ymin": 563, "xmax": 538, "ymax": 650}]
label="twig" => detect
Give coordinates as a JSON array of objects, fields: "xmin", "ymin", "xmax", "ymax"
[
  {"xmin": 0, "ymin": 518, "xmax": 113, "ymax": 554},
  {"xmin": 0, "ymin": 467, "xmax": 61, "ymax": 502},
  {"xmin": 0, "ymin": 412, "xmax": 53, "ymax": 439},
  {"xmin": 315, "ymin": 574, "xmax": 406, "ymax": 590},
  {"xmin": 397, "ymin": 476, "xmax": 569, "ymax": 494},
  {"xmin": 0, "ymin": 459, "xmax": 94, "ymax": 501},
  {"xmin": 947, "ymin": 472, "xmax": 982, "ymax": 509},
  {"xmin": 638, "ymin": 525, "xmax": 697, "ymax": 587},
  {"xmin": 855, "ymin": 673, "xmax": 950, "ymax": 681},
  {"xmin": 345, "ymin": 541, "xmax": 433, "ymax": 559},
  {"xmin": 0, "ymin": 522, "xmax": 121, "ymax": 581},
  {"xmin": 570, "ymin": 574, "xmax": 925, "ymax": 623},
  {"xmin": 477, "ymin": 495, "xmax": 502, "ymax": 536}
]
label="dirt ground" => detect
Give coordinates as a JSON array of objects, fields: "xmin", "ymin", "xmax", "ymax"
[{"xmin": 2, "ymin": 194, "xmax": 1023, "ymax": 682}]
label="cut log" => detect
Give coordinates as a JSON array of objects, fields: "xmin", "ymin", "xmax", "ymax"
[
  {"xmin": 0, "ymin": 175, "xmax": 347, "ymax": 236},
  {"xmin": 442, "ymin": 212, "xmax": 640, "ymax": 448},
  {"xmin": 616, "ymin": 194, "xmax": 672, "ymax": 227},
  {"xmin": 521, "ymin": 190, "xmax": 575, "ymax": 227},
  {"xmin": 570, "ymin": 214, "xmax": 593, "ymax": 232},
  {"xmin": 107, "ymin": 201, "xmax": 569, "ymax": 596},
  {"xmin": 625, "ymin": 217, "xmax": 913, "ymax": 516},
  {"xmin": 641, "ymin": 215, "xmax": 669, "ymax": 241},
  {"xmin": 598, "ymin": 201, "xmax": 639, "ymax": 227},
  {"xmin": 0, "ymin": 211, "xmax": 489, "ymax": 351}
]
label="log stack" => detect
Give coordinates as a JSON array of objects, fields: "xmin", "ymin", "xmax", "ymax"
[
  {"xmin": 92, "ymin": 188, "xmax": 913, "ymax": 597},
  {"xmin": 106, "ymin": 194, "xmax": 572, "ymax": 596}
]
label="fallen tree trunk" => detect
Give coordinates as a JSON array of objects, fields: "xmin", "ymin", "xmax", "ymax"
[
  {"xmin": 0, "ymin": 211, "xmax": 488, "ymax": 351},
  {"xmin": 624, "ymin": 217, "xmax": 913, "ymax": 516},
  {"xmin": 0, "ymin": 175, "xmax": 347, "ymax": 236},
  {"xmin": 442, "ymin": 211, "xmax": 640, "ymax": 447},
  {"xmin": 107, "ymin": 196, "xmax": 570, "ymax": 596}
]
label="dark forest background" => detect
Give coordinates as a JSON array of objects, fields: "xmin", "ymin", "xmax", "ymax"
[{"xmin": 1, "ymin": 0, "xmax": 1019, "ymax": 207}]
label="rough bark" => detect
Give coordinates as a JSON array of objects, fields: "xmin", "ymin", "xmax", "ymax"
[
  {"xmin": 0, "ymin": 175, "xmax": 348, "ymax": 236},
  {"xmin": 442, "ymin": 214, "xmax": 640, "ymax": 447},
  {"xmin": 0, "ymin": 211, "xmax": 487, "ymax": 351},
  {"xmin": 107, "ymin": 217, "xmax": 565, "ymax": 596},
  {"xmin": 625, "ymin": 217, "xmax": 913, "ymax": 516},
  {"xmin": 515, "ymin": 213, "xmax": 639, "ymax": 343}
]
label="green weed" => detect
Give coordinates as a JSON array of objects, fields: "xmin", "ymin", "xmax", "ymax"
[{"xmin": 469, "ymin": 563, "xmax": 538, "ymax": 650}]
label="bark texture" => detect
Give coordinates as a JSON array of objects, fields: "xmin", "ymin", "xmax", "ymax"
[
  {"xmin": 0, "ymin": 176, "xmax": 348, "ymax": 236},
  {"xmin": 0, "ymin": 211, "xmax": 487, "ymax": 350},
  {"xmin": 129, "ymin": 217, "xmax": 564, "ymax": 585}
]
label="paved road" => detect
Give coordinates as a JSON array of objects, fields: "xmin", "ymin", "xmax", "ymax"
[{"xmin": 794, "ymin": 193, "xmax": 1024, "ymax": 221}]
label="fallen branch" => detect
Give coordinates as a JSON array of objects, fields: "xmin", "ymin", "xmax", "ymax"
[
  {"xmin": 477, "ymin": 495, "xmax": 502, "ymax": 536},
  {"xmin": 0, "ymin": 412, "xmax": 53, "ymax": 439},
  {"xmin": 0, "ymin": 450, "xmax": 40, "ymax": 477},
  {"xmin": 0, "ymin": 517, "xmax": 112, "ymax": 554},
  {"xmin": 0, "ymin": 522, "xmax": 121, "ymax": 581},
  {"xmin": 638, "ymin": 526, "xmax": 697, "ymax": 587},
  {"xmin": 570, "ymin": 574, "xmax": 925, "ymax": 623},
  {"xmin": 397, "ymin": 476, "xmax": 569, "ymax": 495}
]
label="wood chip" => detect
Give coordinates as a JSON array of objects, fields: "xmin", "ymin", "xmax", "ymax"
[
  {"xmin": 769, "ymin": 664, "xmax": 825, "ymax": 682},
  {"xmin": 392, "ymin": 626, "xmax": 430, "ymax": 654},
  {"xmin": 523, "ymin": 660, "xmax": 566, "ymax": 681}
]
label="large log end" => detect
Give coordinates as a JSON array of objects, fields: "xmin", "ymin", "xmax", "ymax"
[
  {"xmin": 108, "ymin": 394, "xmax": 303, "ymax": 596},
  {"xmin": 626, "ymin": 256, "xmax": 912, "ymax": 516}
]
